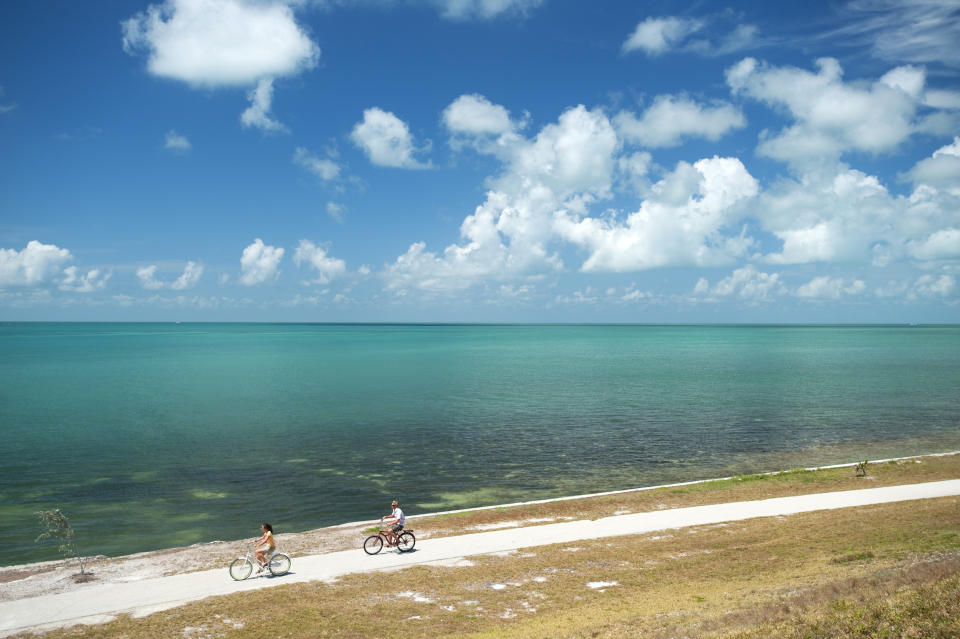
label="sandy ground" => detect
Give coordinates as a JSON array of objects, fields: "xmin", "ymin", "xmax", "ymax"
[
  {"xmin": 2, "ymin": 479, "xmax": 960, "ymax": 637},
  {"xmin": 0, "ymin": 519, "xmax": 376, "ymax": 603},
  {"xmin": 0, "ymin": 514, "xmax": 584, "ymax": 604}
]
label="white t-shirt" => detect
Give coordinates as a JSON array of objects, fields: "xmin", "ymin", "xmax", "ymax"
[{"xmin": 391, "ymin": 507, "xmax": 405, "ymax": 526}]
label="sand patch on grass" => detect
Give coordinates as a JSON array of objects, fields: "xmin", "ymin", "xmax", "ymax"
[{"xmin": 586, "ymin": 580, "xmax": 619, "ymax": 591}]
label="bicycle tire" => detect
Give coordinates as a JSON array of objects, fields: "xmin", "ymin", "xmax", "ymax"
[
  {"xmin": 397, "ymin": 531, "xmax": 416, "ymax": 552},
  {"xmin": 268, "ymin": 552, "xmax": 291, "ymax": 576},
  {"xmin": 363, "ymin": 534, "xmax": 383, "ymax": 555},
  {"xmin": 229, "ymin": 557, "xmax": 253, "ymax": 581}
]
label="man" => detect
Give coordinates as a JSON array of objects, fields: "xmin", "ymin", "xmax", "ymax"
[{"xmin": 380, "ymin": 500, "xmax": 405, "ymax": 546}]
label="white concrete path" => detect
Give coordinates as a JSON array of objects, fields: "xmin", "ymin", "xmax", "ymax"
[{"xmin": 3, "ymin": 479, "xmax": 959, "ymax": 637}]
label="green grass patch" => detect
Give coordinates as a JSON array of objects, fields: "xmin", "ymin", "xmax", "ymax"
[{"xmin": 831, "ymin": 550, "xmax": 875, "ymax": 564}]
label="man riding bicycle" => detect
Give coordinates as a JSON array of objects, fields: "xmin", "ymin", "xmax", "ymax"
[{"xmin": 380, "ymin": 500, "xmax": 405, "ymax": 546}]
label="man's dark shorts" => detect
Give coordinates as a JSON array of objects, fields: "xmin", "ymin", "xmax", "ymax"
[{"xmin": 390, "ymin": 523, "xmax": 404, "ymax": 533}]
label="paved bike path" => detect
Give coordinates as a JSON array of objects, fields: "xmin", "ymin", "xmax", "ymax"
[{"xmin": 3, "ymin": 479, "xmax": 959, "ymax": 637}]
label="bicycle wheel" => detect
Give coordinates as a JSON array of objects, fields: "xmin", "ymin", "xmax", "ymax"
[
  {"xmin": 363, "ymin": 534, "xmax": 383, "ymax": 555},
  {"xmin": 229, "ymin": 558, "xmax": 253, "ymax": 581},
  {"xmin": 397, "ymin": 531, "xmax": 416, "ymax": 552},
  {"xmin": 268, "ymin": 553, "xmax": 291, "ymax": 576}
]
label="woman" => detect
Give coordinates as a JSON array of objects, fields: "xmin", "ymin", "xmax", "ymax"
[{"xmin": 253, "ymin": 523, "xmax": 275, "ymax": 572}]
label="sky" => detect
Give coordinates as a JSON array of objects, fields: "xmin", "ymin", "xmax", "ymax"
[{"xmin": 1, "ymin": 0, "xmax": 959, "ymax": 322}]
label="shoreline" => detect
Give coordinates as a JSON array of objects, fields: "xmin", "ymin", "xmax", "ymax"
[
  {"xmin": 3, "ymin": 470, "xmax": 960, "ymax": 637},
  {"xmin": 322, "ymin": 449, "xmax": 960, "ymax": 530},
  {"xmin": 2, "ymin": 448, "xmax": 958, "ymax": 636},
  {"xmin": 3, "ymin": 449, "xmax": 957, "ymax": 575}
]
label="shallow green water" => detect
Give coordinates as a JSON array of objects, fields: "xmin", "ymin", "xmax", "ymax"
[{"xmin": 1, "ymin": 323, "xmax": 958, "ymax": 566}]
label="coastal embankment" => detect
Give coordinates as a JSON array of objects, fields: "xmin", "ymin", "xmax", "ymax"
[{"xmin": 2, "ymin": 452, "xmax": 959, "ymax": 637}]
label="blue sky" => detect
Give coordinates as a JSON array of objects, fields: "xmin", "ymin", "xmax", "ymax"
[{"xmin": 1, "ymin": 0, "xmax": 959, "ymax": 322}]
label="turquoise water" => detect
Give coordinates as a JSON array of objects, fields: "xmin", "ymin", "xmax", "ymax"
[{"xmin": 1, "ymin": 323, "xmax": 959, "ymax": 566}]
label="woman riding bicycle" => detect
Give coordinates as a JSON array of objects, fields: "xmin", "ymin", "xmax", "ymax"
[
  {"xmin": 380, "ymin": 500, "xmax": 405, "ymax": 546},
  {"xmin": 253, "ymin": 523, "xmax": 275, "ymax": 572}
]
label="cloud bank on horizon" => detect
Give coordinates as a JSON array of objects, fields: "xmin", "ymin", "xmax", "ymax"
[{"xmin": 1, "ymin": 0, "xmax": 958, "ymax": 321}]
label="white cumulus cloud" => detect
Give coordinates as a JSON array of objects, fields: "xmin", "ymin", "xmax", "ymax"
[
  {"xmin": 122, "ymin": 0, "xmax": 319, "ymax": 88},
  {"xmin": 326, "ymin": 202, "xmax": 346, "ymax": 223},
  {"xmin": 757, "ymin": 162, "xmax": 960, "ymax": 267},
  {"xmin": 137, "ymin": 265, "xmax": 165, "ymax": 290},
  {"xmin": 622, "ymin": 17, "xmax": 704, "ymax": 55},
  {"xmin": 240, "ymin": 78, "xmax": 288, "ymax": 133},
  {"xmin": 293, "ymin": 240, "xmax": 347, "ymax": 285},
  {"xmin": 726, "ymin": 57, "xmax": 932, "ymax": 168},
  {"xmin": 0, "ymin": 241, "xmax": 73, "ymax": 287},
  {"xmin": 910, "ymin": 228, "xmax": 960, "ymax": 261},
  {"xmin": 386, "ymin": 105, "xmax": 621, "ymax": 293},
  {"xmin": 164, "ymin": 129, "xmax": 191, "ymax": 152},
  {"xmin": 137, "ymin": 261, "xmax": 204, "ymax": 290},
  {"xmin": 293, "ymin": 146, "xmax": 341, "ymax": 181},
  {"xmin": 795, "ymin": 275, "xmax": 866, "ymax": 299},
  {"xmin": 924, "ymin": 90, "xmax": 960, "ymax": 110},
  {"xmin": 557, "ymin": 156, "xmax": 759, "ymax": 272},
  {"xmin": 696, "ymin": 264, "xmax": 785, "ymax": 301},
  {"xmin": 503, "ymin": 105, "xmax": 618, "ymax": 196},
  {"xmin": 556, "ymin": 287, "xmax": 599, "ymax": 304},
  {"xmin": 384, "ymin": 71, "xmax": 958, "ymax": 302},
  {"xmin": 59, "ymin": 267, "xmax": 112, "ymax": 293},
  {"xmin": 614, "ymin": 94, "xmax": 745, "ymax": 147},
  {"xmin": 443, "ymin": 93, "xmax": 516, "ymax": 137},
  {"xmin": 622, "ymin": 14, "xmax": 757, "ymax": 57},
  {"xmin": 911, "ymin": 274, "xmax": 956, "ymax": 299},
  {"xmin": 240, "ymin": 238, "xmax": 284, "ymax": 286},
  {"xmin": 351, "ymin": 107, "xmax": 431, "ymax": 169},
  {"xmin": 386, "ymin": 102, "xmax": 762, "ymax": 295},
  {"xmin": 906, "ymin": 137, "xmax": 960, "ymax": 193},
  {"xmin": 172, "ymin": 261, "xmax": 204, "ymax": 290},
  {"xmin": 123, "ymin": 0, "xmax": 318, "ymax": 131}
]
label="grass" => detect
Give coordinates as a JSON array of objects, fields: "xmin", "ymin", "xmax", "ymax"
[
  {"xmin": 831, "ymin": 550, "xmax": 876, "ymax": 564},
  {"xmin": 18, "ymin": 455, "xmax": 960, "ymax": 639},
  {"xmin": 722, "ymin": 566, "xmax": 960, "ymax": 638}
]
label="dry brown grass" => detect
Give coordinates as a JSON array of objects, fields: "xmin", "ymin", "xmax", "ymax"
[
  {"xmin": 21, "ymin": 490, "xmax": 960, "ymax": 639},
  {"xmin": 715, "ymin": 561, "xmax": 960, "ymax": 638}
]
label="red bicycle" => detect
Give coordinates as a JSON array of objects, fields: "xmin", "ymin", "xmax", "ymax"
[{"xmin": 363, "ymin": 526, "xmax": 416, "ymax": 554}]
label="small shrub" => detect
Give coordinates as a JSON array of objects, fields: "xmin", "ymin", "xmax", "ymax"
[{"xmin": 35, "ymin": 508, "xmax": 88, "ymax": 576}]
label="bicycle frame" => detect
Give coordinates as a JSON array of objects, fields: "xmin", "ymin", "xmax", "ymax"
[
  {"xmin": 363, "ymin": 527, "xmax": 415, "ymax": 555},
  {"xmin": 229, "ymin": 545, "xmax": 291, "ymax": 580}
]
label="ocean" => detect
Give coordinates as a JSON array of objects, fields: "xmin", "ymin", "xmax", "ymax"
[{"xmin": 1, "ymin": 323, "xmax": 958, "ymax": 566}]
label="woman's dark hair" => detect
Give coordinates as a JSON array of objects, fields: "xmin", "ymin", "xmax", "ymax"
[{"xmin": 262, "ymin": 523, "xmax": 273, "ymax": 532}]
